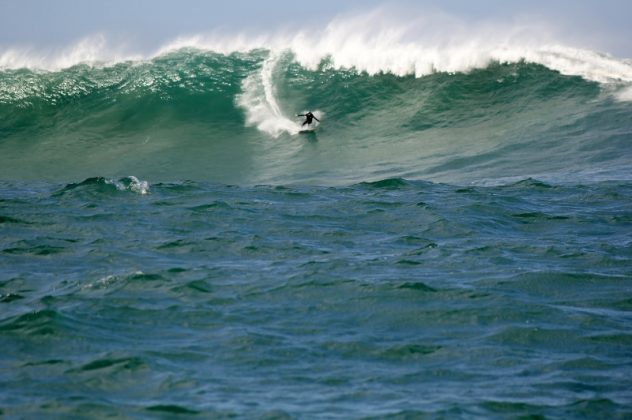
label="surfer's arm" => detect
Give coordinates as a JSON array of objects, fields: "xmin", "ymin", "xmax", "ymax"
[
  {"xmin": 313, "ymin": 116, "xmax": 320, "ymax": 122},
  {"xmin": 296, "ymin": 114, "xmax": 305, "ymax": 117}
]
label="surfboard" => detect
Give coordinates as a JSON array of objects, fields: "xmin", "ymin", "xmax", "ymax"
[{"xmin": 298, "ymin": 128, "xmax": 318, "ymax": 140}]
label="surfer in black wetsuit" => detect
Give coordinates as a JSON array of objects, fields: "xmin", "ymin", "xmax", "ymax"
[{"xmin": 297, "ymin": 111, "xmax": 320, "ymax": 127}]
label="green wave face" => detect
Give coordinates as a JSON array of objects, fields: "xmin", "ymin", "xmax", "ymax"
[{"xmin": 0, "ymin": 49, "xmax": 630, "ymax": 185}]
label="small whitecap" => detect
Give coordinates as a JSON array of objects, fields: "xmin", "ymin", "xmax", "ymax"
[{"xmin": 112, "ymin": 176, "xmax": 150, "ymax": 195}]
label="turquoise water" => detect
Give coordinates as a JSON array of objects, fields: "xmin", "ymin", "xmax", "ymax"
[{"xmin": 1, "ymin": 46, "xmax": 632, "ymax": 418}]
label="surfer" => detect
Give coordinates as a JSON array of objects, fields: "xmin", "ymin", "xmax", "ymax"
[{"xmin": 297, "ymin": 111, "xmax": 320, "ymax": 127}]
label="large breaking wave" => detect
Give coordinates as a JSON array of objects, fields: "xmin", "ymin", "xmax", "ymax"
[{"xmin": 1, "ymin": 11, "xmax": 631, "ymax": 185}]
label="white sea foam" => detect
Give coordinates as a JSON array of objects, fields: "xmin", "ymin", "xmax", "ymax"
[{"xmin": 154, "ymin": 9, "xmax": 632, "ymax": 85}]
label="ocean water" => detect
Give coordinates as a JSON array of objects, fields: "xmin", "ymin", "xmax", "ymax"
[{"xmin": 1, "ymin": 22, "xmax": 632, "ymax": 418}]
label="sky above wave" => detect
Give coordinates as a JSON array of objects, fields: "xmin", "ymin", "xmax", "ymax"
[{"xmin": 0, "ymin": 0, "xmax": 631, "ymax": 58}]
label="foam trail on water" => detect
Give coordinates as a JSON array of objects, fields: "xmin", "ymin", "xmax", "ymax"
[{"xmin": 236, "ymin": 53, "xmax": 300, "ymax": 137}]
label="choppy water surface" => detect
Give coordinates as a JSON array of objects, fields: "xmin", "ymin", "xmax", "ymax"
[{"xmin": 2, "ymin": 178, "xmax": 631, "ymax": 417}]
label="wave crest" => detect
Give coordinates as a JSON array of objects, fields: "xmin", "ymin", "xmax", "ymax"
[{"xmin": 2, "ymin": 9, "xmax": 631, "ymax": 87}]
